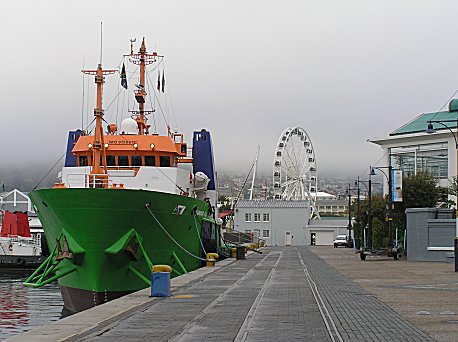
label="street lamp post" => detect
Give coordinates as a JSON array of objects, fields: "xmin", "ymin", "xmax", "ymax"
[
  {"xmin": 371, "ymin": 166, "xmax": 394, "ymax": 251},
  {"xmin": 368, "ymin": 166, "xmax": 373, "ymax": 250},
  {"xmin": 346, "ymin": 184, "xmax": 357, "ymax": 248},
  {"xmin": 426, "ymin": 118, "xmax": 458, "ymax": 272},
  {"xmin": 354, "ymin": 178, "xmax": 361, "ymax": 249},
  {"xmin": 355, "ymin": 177, "xmax": 370, "ymax": 249}
]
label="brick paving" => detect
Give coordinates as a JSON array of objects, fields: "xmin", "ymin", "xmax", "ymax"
[
  {"xmin": 310, "ymin": 246, "xmax": 458, "ymax": 342},
  {"xmin": 75, "ymin": 247, "xmax": 435, "ymax": 342}
]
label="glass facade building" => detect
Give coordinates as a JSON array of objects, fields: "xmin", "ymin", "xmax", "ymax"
[{"xmin": 390, "ymin": 142, "xmax": 448, "ymax": 179}]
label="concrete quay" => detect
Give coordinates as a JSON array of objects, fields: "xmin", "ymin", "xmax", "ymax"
[{"xmin": 8, "ymin": 246, "xmax": 452, "ymax": 341}]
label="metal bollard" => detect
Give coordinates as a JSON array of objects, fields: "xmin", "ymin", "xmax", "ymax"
[
  {"xmin": 236, "ymin": 246, "xmax": 246, "ymax": 260},
  {"xmin": 206, "ymin": 253, "xmax": 219, "ymax": 267},
  {"xmin": 151, "ymin": 265, "xmax": 172, "ymax": 297}
]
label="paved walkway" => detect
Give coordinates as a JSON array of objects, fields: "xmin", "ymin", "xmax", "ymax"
[
  {"xmin": 311, "ymin": 246, "xmax": 458, "ymax": 342},
  {"xmin": 10, "ymin": 247, "xmax": 437, "ymax": 341}
]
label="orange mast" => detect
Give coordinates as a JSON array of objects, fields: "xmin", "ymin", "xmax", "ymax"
[
  {"xmin": 82, "ymin": 64, "xmax": 116, "ymax": 186},
  {"xmin": 126, "ymin": 37, "xmax": 161, "ymax": 135}
]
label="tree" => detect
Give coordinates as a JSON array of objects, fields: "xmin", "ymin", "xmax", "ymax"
[
  {"xmin": 372, "ymin": 218, "xmax": 386, "ymax": 249},
  {"xmin": 352, "ymin": 194, "xmax": 386, "ymax": 244},
  {"xmin": 396, "ymin": 171, "xmax": 440, "ymax": 213},
  {"xmin": 353, "ymin": 171, "xmax": 440, "ymax": 249}
]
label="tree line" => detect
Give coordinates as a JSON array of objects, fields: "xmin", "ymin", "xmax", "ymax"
[{"xmin": 352, "ymin": 172, "xmax": 450, "ymax": 249}]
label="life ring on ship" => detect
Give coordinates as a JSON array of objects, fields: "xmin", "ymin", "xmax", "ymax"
[{"xmin": 8, "ymin": 244, "xmax": 13, "ymax": 252}]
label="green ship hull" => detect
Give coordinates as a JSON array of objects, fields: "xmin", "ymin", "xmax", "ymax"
[{"xmin": 29, "ymin": 188, "xmax": 219, "ymax": 313}]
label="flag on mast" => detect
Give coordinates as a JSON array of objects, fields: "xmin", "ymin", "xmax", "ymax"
[
  {"xmin": 157, "ymin": 71, "xmax": 161, "ymax": 91},
  {"xmin": 120, "ymin": 63, "xmax": 128, "ymax": 89},
  {"xmin": 162, "ymin": 71, "xmax": 165, "ymax": 92}
]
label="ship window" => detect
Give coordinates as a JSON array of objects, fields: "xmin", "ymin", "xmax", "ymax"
[
  {"xmin": 145, "ymin": 156, "xmax": 156, "ymax": 166},
  {"xmin": 118, "ymin": 156, "xmax": 129, "ymax": 167},
  {"xmin": 131, "ymin": 156, "xmax": 142, "ymax": 167},
  {"xmin": 106, "ymin": 155, "xmax": 115, "ymax": 166},
  {"xmin": 181, "ymin": 144, "xmax": 187, "ymax": 153},
  {"xmin": 79, "ymin": 156, "xmax": 88, "ymax": 166},
  {"xmin": 160, "ymin": 156, "xmax": 171, "ymax": 167}
]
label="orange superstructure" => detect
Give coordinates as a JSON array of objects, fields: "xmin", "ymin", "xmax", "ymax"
[
  {"xmin": 72, "ymin": 38, "xmax": 190, "ymax": 180},
  {"xmin": 72, "ymin": 133, "xmax": 187, "ymax": 168}
]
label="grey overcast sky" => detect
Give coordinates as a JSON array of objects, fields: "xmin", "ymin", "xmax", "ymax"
[{"xmin": 1, "ymin": 0, "xmax": 458, "ymax": 179}]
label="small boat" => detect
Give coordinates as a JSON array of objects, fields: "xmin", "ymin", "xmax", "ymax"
[
  {"xmin": 24, "ymin": 37, "xmax": 224, "ymax": 314},
  {"xmin": 0, "ymin": 210, "xmax": 44, "ymax": 269}
]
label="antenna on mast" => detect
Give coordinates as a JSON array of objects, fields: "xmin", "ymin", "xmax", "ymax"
[
  {"xmin": 81, "ymin": 55, "xmax": 85, "ymax": 130},
  {"xmin": 130, "ymin": 38, "xmax": 136, "ymax": 54},
  {"xmin": 99, "ymin": 22, "xmax": 103, "ymax": 65}
]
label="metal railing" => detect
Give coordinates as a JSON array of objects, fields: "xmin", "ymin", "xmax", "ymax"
[{"xmin": 223, "ymin": 229, "xmax": 265, "ymax": 246}]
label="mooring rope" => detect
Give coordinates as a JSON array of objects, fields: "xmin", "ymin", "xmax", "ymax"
[
  {"xmin": 145, "ymin": 204, "xmax": 207, "ymax": 262},
  {"xmin": 192, "ymin": 211, "xmax": 207, "ymax": 255}
]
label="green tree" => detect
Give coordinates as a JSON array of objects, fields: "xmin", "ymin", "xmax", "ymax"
[
  {"xmin": 352, "ymin": 194, "xmax": 386, "ymax": 244},
  {"xmin": 353, "ymin": 171, "xmax": 440, "ymax": 249},
  {"xmin": 372, "ymin": 218, "xmax": 386, "ymax": 249},
  {"xmin": 398, "ymin": 171, "xmax": 440, "ymax": 210}
]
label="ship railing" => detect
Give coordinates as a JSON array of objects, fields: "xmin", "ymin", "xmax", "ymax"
[
  {"xmin": 3, "ymin": 235, "xmax": 39, "ymax": 246},
  {"xmin": 85, "ymin": 174, "xmax": 110, "ymax": 188},
  {"xmin": 66, "ymin": 171, "xmax": 133, "ymax": 188}
]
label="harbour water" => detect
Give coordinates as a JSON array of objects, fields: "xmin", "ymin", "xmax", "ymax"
[{"xmin": 0, "ymin": 272, "xmax": 62, "ymax": 340}]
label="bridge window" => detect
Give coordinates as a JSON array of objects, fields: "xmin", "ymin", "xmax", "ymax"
[
  {"xmin": 131, "ymin": 156, "xmax": 142, "ymax": 167},
  {"xmin": 79, "ymin": 156, "xmax": 88, "ymax": 166},
  {"xmin": 106, "ymin": 155, "xmax": 115, "ymax": 166},
  {"xmin": 160, "ymin": 156, "xmax": 171, "ymax": 167},
  {"xmin": 118, "ymin": 156, "xmax": 128, "ymax": 167},
  {"xmin": 145, "ymin": 156, "xmax": 156, "ymax": 166}
]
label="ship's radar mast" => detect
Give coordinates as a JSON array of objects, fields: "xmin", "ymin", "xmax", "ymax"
[
  {"xmin": 125, "ymin": 38, "xmax": 163, "ymax": 135},
  {"xmin": 82, "ymin": 64, "xmax": 116, "ymax": 186}
]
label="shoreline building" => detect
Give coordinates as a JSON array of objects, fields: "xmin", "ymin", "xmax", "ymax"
[{"xmin": 370, "ymin": 99, "xmax": 458, "ymax": 200}]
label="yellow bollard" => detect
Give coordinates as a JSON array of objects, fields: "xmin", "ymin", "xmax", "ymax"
[
  {"xmin": 255, "ymin": 242, "xmax": 260, "ymax": 249},
  {"xmin": 231, "ymin": 248, "xmax": 237, "ymax": 258},
  {"xmin": 152, "ymin": 264, "xmax": 172, "ymax": 273},
  {"xmin": 244, "ymin": 246, "xmax": 248, "ymax": 253},
  {"xmin": 250, "ymin": 243, "xmax": 255, "ymax": 250},
  {"xmin": 206, "ymin": 253, "xmax": 219, "ymax": 267}
]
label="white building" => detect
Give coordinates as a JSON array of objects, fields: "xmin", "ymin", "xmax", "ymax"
[
  {"xmin": 234, "ymin": 200, "xmax": 310, "ymax": 246},
  {"xmin": 307, "ymin": 219, "xmax": 350, "ymax": 245},
  {"xmin": 370, "ymin": 99, "xmax": 458, "ymax": 197},
  {"xmin": 234, "ymin": 200, "xmax": 349, "ymax": 246}
]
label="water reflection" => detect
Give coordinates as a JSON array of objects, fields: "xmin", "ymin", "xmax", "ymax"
[{"xmin": 0, "ymin": 272, "xmax": 62, "ymax": 340}]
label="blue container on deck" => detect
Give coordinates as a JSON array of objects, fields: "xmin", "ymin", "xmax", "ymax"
[{"xmin": 151, "ymin": 272, "xmax": 171, "ymax": 297}]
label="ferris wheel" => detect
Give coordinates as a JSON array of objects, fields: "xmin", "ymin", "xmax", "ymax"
[{"xmin": 273, "ymin": 127, "xmax": 319, "ymax": 218}]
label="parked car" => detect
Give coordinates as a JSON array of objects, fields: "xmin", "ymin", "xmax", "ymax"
[{"xmin": 333, "ymin": 235, "xmax": 348, "ymax": 248}]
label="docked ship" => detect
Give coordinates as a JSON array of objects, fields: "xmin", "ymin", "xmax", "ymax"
[{"xmin": 24, "ymin": 38, "xmax": 224, "ymax": 314}]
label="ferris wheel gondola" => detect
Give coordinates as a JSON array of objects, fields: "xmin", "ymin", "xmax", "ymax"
[{"xmin": 273, "ymin": 127, "xmax": 320, "ymax": 219}]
